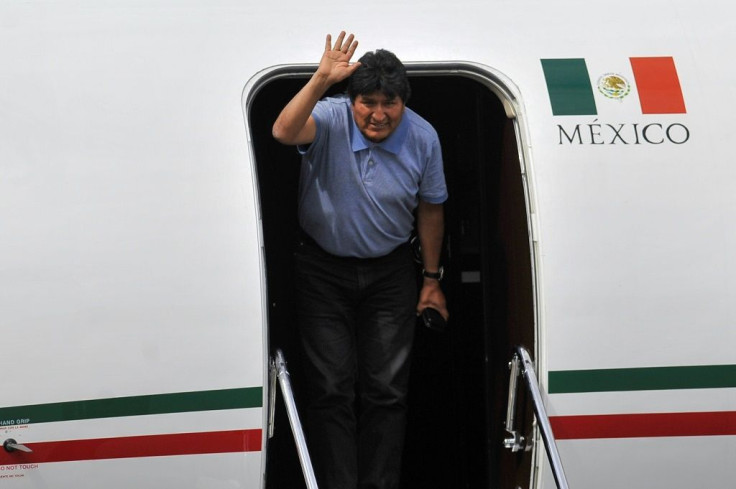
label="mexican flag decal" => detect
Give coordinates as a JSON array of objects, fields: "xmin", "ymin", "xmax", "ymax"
[{"xmin": 541, "ymin": 57, "xmax": 686, "ymax": 116}]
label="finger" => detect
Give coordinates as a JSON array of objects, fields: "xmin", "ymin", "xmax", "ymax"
[
  {"xmin": 342, "ymin": 34, "xmax": 355, "ymax": 53},
  {"xmin": 324, "ymin": 34, "xmax": 332, "ymax": 52},
  {"xmin": 416, "ymin": 303, "xmax": 449, "ymax": 321},
  {"xmin": 416, "ymin": 299, "xmax": 426, "ymax": 315},
  {"xmin": 439, "ymin": 307, "xmax": 449, "ymax": 321},
  {"xmin": 416, "ymin": 300, "xmax": 432, "ymax": 315},
  {"xmin": 347, "ymin": 39, "xmax": 359, "ymax": 57},
  {"xmin": 333, "ymin": 31, "xmax": 346, "ymax": 50},
  {"xmin": 346, "ymin": 61, "xmax": 362, "ymax": 76}
]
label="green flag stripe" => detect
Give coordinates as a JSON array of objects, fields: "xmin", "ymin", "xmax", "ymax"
[
  {"xmin": 0, "ymin": 387, "xmax": 262, "ymax": 425},
  {"xmin": 541, "ymin": 58, "xmax": 597, "ymax": 116},
  {"xmin": 549, "ymin": 365, "xmax": 736, "ymax": 394}
]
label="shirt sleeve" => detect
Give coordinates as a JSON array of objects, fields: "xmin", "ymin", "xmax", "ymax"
[
  {"xmin": 297, "ymin": 98, "xmax": 332, "ymax": 156},
  {"xmin": 419, "ymin": 137, "xmax": 448, "ymax": 204}
]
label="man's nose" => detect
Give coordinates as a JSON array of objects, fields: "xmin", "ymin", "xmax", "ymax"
[{"xmin": 373, "ymin": 106, "xmax": 386, "ymax": 121}]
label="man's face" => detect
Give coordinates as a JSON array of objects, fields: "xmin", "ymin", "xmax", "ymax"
[{"xmin": 352, "ymin": 92, "xmax": 405, "ymax": 143}]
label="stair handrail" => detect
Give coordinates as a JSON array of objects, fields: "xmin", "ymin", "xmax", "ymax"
[
  {"xmin": 269, "ymin": 349, "xmax": 319, "ymax": 489},
  {"xmin": 504, "ymin": 345, "xmax": 569, "ymax": 489}
]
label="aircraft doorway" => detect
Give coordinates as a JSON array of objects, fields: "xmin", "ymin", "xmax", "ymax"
[{"xmin": 247, "ymin": 67, "xmax": 536, "ymax": 489}]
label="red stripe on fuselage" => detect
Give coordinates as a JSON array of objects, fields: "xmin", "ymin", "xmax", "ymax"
[
  {"xmin": 0, "ymin": 429, "xmax": 262, "ymax": 465},
  {"xmin": 550, "ymin": 411, "xmax": 736, "ymax": 440}
]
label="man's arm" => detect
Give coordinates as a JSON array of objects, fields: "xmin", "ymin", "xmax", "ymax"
[
  {"xmin": 272, "ymin": 32, "xmax": 361, "ymax": 146},
  {"xmin": 416, "ymin": 199, "xmax": 449, "ymax": 320}
]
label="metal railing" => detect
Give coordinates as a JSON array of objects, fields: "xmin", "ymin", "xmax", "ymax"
[
  {"xmin": 504, "ymin": 345, "xmax": 570, "ymax": 489},
  {"xmin": 268, "ymin": 345, "xmax": 567, "ymax": 489},
  {"xmin": 268, "ymin": 349, "xmax": 319, "ymax": 489}
]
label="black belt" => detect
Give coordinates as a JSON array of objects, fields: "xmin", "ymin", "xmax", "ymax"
[{"xmin": 298, "ymin": 228, "xmax": 410, "ymax": 263}]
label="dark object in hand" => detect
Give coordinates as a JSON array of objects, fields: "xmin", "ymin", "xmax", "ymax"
[{"xmin": 421, "ymin": 307, "xmax": 446, "ymax": 332}]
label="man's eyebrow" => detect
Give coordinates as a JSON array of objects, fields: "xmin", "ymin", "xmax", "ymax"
[{"xmin": 361, "ymin": 94, "xmax": 396, "ymax": 103}]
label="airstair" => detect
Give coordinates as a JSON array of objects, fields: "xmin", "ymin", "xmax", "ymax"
[{"xmin": 269, "ymin": 346, "xmax": 570, "ymax": 489}]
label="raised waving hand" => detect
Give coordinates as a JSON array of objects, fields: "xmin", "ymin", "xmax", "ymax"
[
  {"xmin": 272, "ymin": 31, "xmax": 361, "ymax": 146},
  {"xmin": 316, "ymin": 31, "xmax": 361, "ymax": 85}
]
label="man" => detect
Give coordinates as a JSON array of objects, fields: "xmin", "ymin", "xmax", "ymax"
[{"xmin": 272, "ymin": 31, "xmax": 448, "ymax": 489}]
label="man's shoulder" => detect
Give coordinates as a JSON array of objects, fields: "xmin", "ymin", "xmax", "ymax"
[
  {"xmin": 403, "ymin": 106, "xmax": 439, "ymax": 142},
  {"xmin": 314, "ymin": 95, "xmax": 351, "ymax": 124},
  {"xmin": 318, "ymin": 94, "xmax": 351, "ymax": 111}
]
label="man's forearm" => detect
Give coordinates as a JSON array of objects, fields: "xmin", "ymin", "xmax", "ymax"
[
  {"xmin": 416, "ymin": 200, "xmax": 448, "ymax": 319},
  {"xmin": 417, "ymin": 200, "xmax": 444, "ymax": 272},
  {"xmin": 271, "ymin": 73, "xmax": 330, "ymax": 145}
]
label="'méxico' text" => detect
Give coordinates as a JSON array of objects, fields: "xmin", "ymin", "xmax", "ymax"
[{"xmin": 558, "ymin": 120, "xmax": 690, "ymax": 145}]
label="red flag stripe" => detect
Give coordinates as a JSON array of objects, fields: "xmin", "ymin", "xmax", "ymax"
[
  {"xmin": 630, "ymin": 57, "xmax": 687, "ymax": 114},
  {"xmin": 0, "ymin": 429, "xmax": 262, "ymax": 466},
  {"xmin": 550, "ymin": 411, "xmax": 736, "ymax": 440}
]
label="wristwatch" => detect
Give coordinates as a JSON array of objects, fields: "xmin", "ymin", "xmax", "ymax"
[{"xmin": 422, "ymin": 266, "xmax": 444, "ymax": 281}]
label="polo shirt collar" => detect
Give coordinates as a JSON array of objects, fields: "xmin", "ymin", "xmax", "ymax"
[{"xmin": 350, "ymin": 109, "xmax": 409, "ymax": 155}]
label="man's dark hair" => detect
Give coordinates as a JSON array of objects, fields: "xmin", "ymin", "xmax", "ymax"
[{"xmin": 347, "ymin": 49, "xmax": 411, "ymax": 103}]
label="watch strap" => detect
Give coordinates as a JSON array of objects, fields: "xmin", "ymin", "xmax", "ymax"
[{"xmin": 422, "ymin": 266, "xmax": 444, "ymax": 281}]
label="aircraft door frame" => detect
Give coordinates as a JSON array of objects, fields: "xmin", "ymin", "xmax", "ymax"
[{"xmin": 242, "ymin": 62, "xmax": 541, "ymax": 489}]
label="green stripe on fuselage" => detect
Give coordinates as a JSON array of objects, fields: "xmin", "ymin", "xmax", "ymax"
[
  {"xmin": 0, "ymin": 387, "xmax": 262, "ymax": 425},
  {"xmin": 549, "ymin": 365, "xmax": 736, "ymax": 393}
]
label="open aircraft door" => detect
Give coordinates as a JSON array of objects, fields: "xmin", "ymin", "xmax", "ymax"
[{"xmin": 245, "ymin": 63, "xmax": 539, "ymax": 489}]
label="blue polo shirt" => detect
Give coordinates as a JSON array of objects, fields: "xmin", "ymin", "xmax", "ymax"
[{"xmin": 298, "ymin": 95, "xmax": 447, "ymax": 258}]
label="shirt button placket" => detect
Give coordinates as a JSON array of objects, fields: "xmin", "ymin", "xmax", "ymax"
[{"xmin": 364, "ymin": 149, "xmax": 375, "ymax": 183}]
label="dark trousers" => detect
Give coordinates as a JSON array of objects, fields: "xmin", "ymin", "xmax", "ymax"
[{"xmin": 295, "ymin": 234, "xmax": 417, "ymax": 489}]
